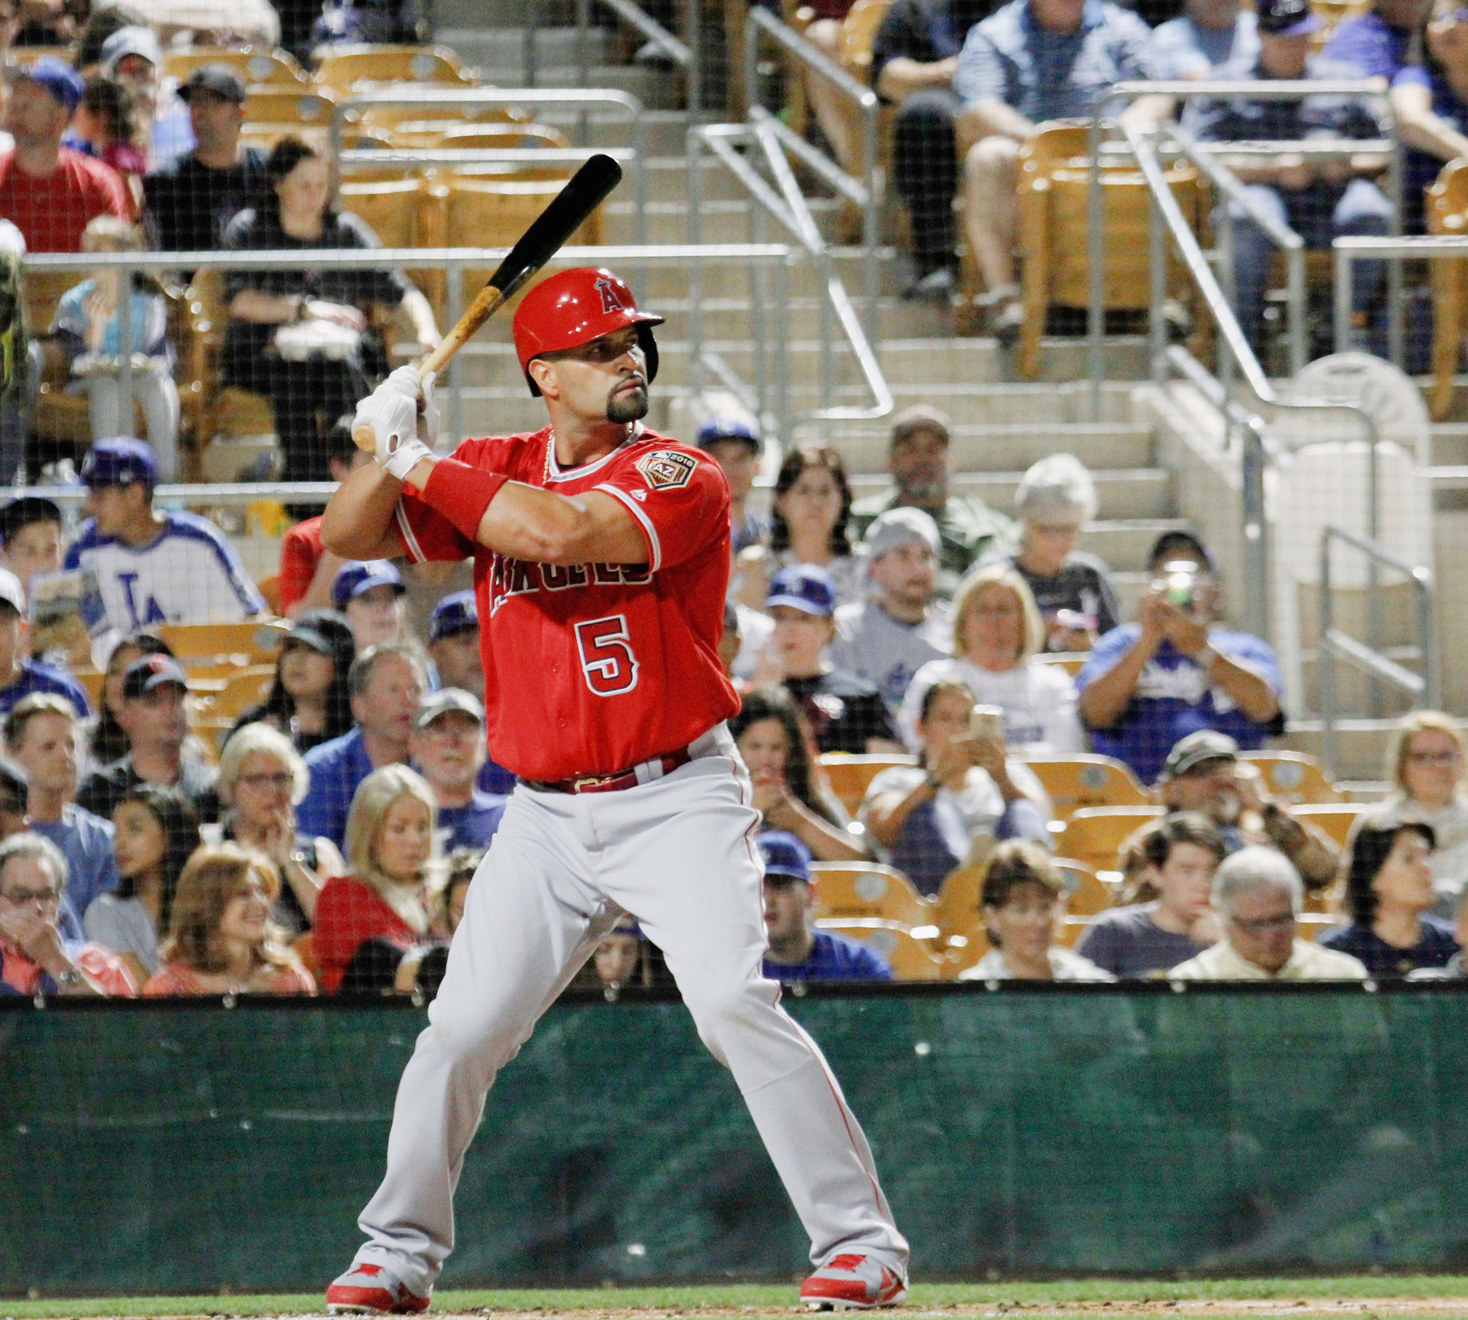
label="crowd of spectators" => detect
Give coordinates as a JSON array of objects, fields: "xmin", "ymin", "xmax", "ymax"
[{"xmin": 1, "ymin": 393, "xmax": 1458, "ymax": 997}]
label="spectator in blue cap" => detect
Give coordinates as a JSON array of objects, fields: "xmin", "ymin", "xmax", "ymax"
[
  {"xmin": 333, "ymin": 560, "xmax": 407, "ymax": 652},
  {"xmin": 696, "ymin": 415, "xmax": 768, "ymax": 558},
  {"xmin": 0, "ymin": 55, "xmax": 129, "ymax": 254},
  {"xmin": 766, "ymin": 564, "xmax": 901, "ymax": 756},
  {"xmin": 65, "ymin": 437, "xmax": 265, "ymax": 661},
  {"xmin": 428, "ymin": 591, "xmax": 482, "ymax": 699},
  {"xmin": 758, "ymin": 831, "xmax": 894, "ymax": 983},
  {"xmin": 0, "ymin": 567, "xmax": 89, "ymax": 721}
]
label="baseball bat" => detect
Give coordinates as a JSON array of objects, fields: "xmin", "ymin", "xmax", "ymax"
[{"xmin": 353, "ymin": 151, "xmax": 624, "ymax": 452}]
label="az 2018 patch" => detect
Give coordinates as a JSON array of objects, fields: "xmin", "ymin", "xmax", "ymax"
[{"xmin": 635, "ymin": 450, "xmax": 698, "ymax": 491}]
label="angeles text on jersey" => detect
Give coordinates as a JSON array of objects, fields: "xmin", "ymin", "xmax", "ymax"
[{"xmin": 486, "ymin": 555, "xmax": 653, "ymax": 616}]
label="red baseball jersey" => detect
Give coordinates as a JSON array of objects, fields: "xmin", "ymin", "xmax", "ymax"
[{"xmin": 394, "ymin": 425, "xmax": 739, "ymax": 781}]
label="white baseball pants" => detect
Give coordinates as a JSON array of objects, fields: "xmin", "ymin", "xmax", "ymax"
[{"xmin": 353, "ymin": 726, "xmax": 909, "ymax": 1292}]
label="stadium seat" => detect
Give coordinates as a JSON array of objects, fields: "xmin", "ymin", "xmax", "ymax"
[
  {"xmin": 1296, "ymin": 912, "xmax": 1339, "ymax": 942},
  {"xmin": 818, "ymin": 752, "xmax": 916, "ymax": 816},
  {"xmin": 811, "ymin": 918, "xmax": 946, "ymax": 980},
  {"xmin": 836, "ymin": 0, "xmax": 893, "ymax": 84},
  {"xmin": 1013, "ymin": 120, "xmax": 1205, "ymax": 380},
  {"xmin": 163, "ymin": 47, "xmax": 310, "ymax": 87},
  {"xmin": 1020, "ymin": 753, "xmax": 1153, "ymax": 819},
  {"xmin": 1051, "ymin": 805, "xmax": 1166, "ymax": 874},
  {"xmin": 339, "ymin": 176, "xmax": 431, "ymax": 248},
  {"xmin": 357, "ymin": 103, "xmax": 530, "ymax": 141},
  {"xmin": 191, "ymin": 666, "xmax": 277, "ymax": 720},
  {"xmin": 1428, "ymin": 158, "xmax": 1468, "ymax": 419},
  {"xmin": 933, "ymin": 863, "xmax": 984, "ymax": 949},
  {"xmin": 1239, "ymin": 751, "xmax": 1342, "ymax": 804},
  {"xmin": 1290, "ymin": 803, "xmax": 1368, "ymax": 849},
  {"xmin": 1054, "ymin": 857, "xmax": 1111, "ymax": 917},
  {"xmin": 243, "ymin": 88, "xmax": 339, "ymax": 128},
  {"xmin": 809, "ymin": 862, "xmax": 933, "ymax": 929},
  {"xmin": 313, "ymin": 44, "xmax": 478, "ymax": 94},
  {"xmin": 294, "ymin": 930, "xmax": 320, "ymax": 979},
  {"xmin": 1036, "ymin": 652, "xmax": 1087, "ymax": 677},
  {"xmin": 71, "ymin": 668, "xmax": 105, "ymax": 711},
  {"xmin": 257, "ymin": 574, "xmax": 282, "ymax": 614},
  {"xmin": 155, "ymin": 621, "xmax": 290, "ymax": 666}
]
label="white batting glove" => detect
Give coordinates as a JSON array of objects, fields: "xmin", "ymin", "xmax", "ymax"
[
  {"xmin": 354, "ymin": 366, "xmax": 430, "ymax": 480},
  {"xmin": 418, "ymin": 369, "xmax": 440, "ymax": 448}
]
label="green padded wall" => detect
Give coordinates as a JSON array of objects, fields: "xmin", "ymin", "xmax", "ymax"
[{"xmin": 3, "ymin": 984, "xmax": 1468, "ymax": 1295}]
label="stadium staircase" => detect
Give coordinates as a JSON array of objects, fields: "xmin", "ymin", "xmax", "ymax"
[{"xmin": 428, "ymin": 0, "xmax": 1460, "ymax": 788}]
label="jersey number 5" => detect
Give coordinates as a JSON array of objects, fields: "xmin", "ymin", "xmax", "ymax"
[{"xmin": 574, "ymin": 615, "xmax": 641, "ymax": 696}]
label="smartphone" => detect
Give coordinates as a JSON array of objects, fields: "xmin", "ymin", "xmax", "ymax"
[
  {"xmin": 1151, "ymin": 559, "xmax": 1199, "ymax": 612},
  {"xmin": 969, "ymin": 704, "xmax": 1005, "ymax": 741}
]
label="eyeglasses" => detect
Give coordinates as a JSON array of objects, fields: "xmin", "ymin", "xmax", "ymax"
[
  {"xmin": 1227, "ymin": 911, "xmax": 1296, "ymax": 934},
  {"xmin": 0, "ymin": 886, "xmax": 58, "ymax": 906},
  {"xmin": 238, "ymin": 772, "xmax": 294, "ymax": 791}
]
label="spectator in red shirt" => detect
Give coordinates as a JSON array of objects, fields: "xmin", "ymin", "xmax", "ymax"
[
  {"xmin": 313, "ymin": 763, "xmax": 438, "ymax": 993},
  {"xmin": 278, "ymin": 418, "xmax": 373, "ymax": 618},
  {"xmin": 0, "ymin": 57, "xmax": 129, "ymax": 254},
  {"xmin": 0, "ymin": 831, "xmax": 136, "ymax": 996}
]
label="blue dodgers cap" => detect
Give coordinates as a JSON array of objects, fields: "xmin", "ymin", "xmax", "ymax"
[
  {"xmin": 1256, "ymin": 0, "xmax": 1321, "ymax": 35},
  {"xmin": 757, "ymin": 831, "xmax": 813, "ymax": 883},
  {"xmin": 15, "ymin": 55, "xmax": 84, "ymax": 113},
  {"xmin": 121, "ymin": 653, "xmax": 188, "ymax": 700},
  {"xmin": 766, "ymin": 563, "xmax": 838, "ymax": 617},
  {"xmin": 332, "ymin": 559, "xmax": 405, "ymax": 610},
  {"xmin": 696, "ymin": 415, "xmax": 760, "ymax": 452},
  {"xmin": 429, "ymin": 589, "xmax": 478, "ymax": 643},
  {"xmin": 80, "ymin": 436, "xmax": 158, "ymax": 489}
]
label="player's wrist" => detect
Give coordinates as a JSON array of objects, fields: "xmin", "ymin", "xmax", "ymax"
[{"xmin": 400, "ymin": 452, "xmax": 437, "ymax": 492}]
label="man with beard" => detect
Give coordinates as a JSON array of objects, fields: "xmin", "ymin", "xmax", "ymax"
[
  {"xmin": 830, "ymin": 507, "xmax": 951, "ymax": 716},
  {"xmin": 321, "ymin": 267, "xmax": 910, "ymax": 1315},
  {"xmin": 1158, "ymin": 729, "xmax": 1339, "ymax": 891},
  {"xmin": 848, "ymin": 405, "xmax": 1014, "ymax": 600}
]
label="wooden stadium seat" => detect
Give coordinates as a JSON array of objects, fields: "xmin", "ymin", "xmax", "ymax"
[
  {"xmin": 257, "ymin": 573, "xmax": 282, "ymax": 614},
  {"xmin": 191, "ymin": 666, "xmax": 276, "ymax": 720},
  {"xmin": 808, "ymin": 862, "xmax": 933, "ymax": 929},
  {"xmin": 1054, "ymin": 857, "xmax": 1111, "ymax": 916},
  {"xmin": 818, "ymin": 752, "xmax": 916, "ymax": 816},
  {"xmin": 313, "ymin": 44, "xmax": 478, "ymax": 94},
  {"xmin": 243, "ymin": 88, "xmax": 339, "ymax": 128},
  {"xmin": 339, "ymin": 176, "xmax": 431, "ymax": 248},
  {"xmin": 1015, "ymin": 120, "xmax": 1205, "ymax": 380},
  {"xmin": 432, "ymin": 122, "xmax": 570, "ymax": 151},
  {"xmin": 72, "ymin": 668, "xmax": 105, "ymax": 711},
  {"xmin": 1051, "ymin": 805, "xmax": 1166, "ymax": 874},
  {"xmin": 1239, "ymin": 751, "xmax": 1342, "ymax": 805},
  {"xmin": 294, "ymin": 930, "xmax": 320, "ymax": 979},
  {"xmin": 155, "ymin": 621, "xmax": 289, "ymax": 666},
  {"xmin": 836, "ymin": 0, "xmax": 893, "ymax": 82},
  {"xmin": 1036, "ymin": 652, "xmax": 1087, "ymax": 677},
  {"xmin": 1427, "ymin": 159, "xmax": 1468, "ymax": 419},
  {"xmin": 812, "ymin": 918, "xmax": 946, "ymax": 980},
  {"xmin": 933, "ymin": 863, "xmax": 984, "ymax": 948},
  {"xmin": 1020, "ymin": 754, "xmax": 1153, "ymax": 820},
  {"xmin": 164, "ymin": 46, "xmax": 309, "ymax": 87},
  {"xmin": 1296, "ymin": 912, "xmax": 1339, "ymax": 943},
  {"xmin": 1290, "ymin": 803, "xmax": 1368, "ymax": 849}
]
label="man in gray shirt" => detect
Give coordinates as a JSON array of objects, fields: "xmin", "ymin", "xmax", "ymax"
[
  {"xmin": 1076, "ymin": 812, "xmax": 1226, "ymax": 976},
  {"xmin": 831, "ymin": 508, "xmax": 952, "ymax": 715}
]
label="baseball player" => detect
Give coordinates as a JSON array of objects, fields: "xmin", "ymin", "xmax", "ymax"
[{"xmin": 320, "ymin": 267, "xmax": 909, "ymax": 1313}]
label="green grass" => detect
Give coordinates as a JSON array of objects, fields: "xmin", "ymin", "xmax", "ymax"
[{"xmin": 6, "ymin": 1279, "xmax": 1468, "ymax": 1320}]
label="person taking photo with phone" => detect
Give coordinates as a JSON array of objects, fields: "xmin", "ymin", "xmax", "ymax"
[{"xmin": 1076, "ymin": 531, "xmax": 1285, "ymax": 783}]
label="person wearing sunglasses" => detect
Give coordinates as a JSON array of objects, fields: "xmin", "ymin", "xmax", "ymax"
[{"xmin": 1169, "ymin": 847, "xmax": 1368, "ymax": 980}]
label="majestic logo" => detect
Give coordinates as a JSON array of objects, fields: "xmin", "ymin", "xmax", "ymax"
[
  {"xmin": 595, "ymin": 277, "xmax": 625, "ymax": 314},
  {"xmin": 635, "ymin": 449, "xmax": 697, "ymax": 491}
]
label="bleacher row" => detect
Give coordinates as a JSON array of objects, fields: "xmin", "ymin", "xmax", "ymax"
[{"xmin": 811, "ymin": 734, "xmax": 1363, "ymax": 980}]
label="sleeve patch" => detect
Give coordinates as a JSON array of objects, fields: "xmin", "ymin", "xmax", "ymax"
[{"xmin": 634, "ymin": 449, "xmax": 698, "ymax": 491}]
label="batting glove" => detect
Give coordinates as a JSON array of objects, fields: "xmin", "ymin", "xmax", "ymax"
[
  {"xmin": 355, "ymin": 366, "xmax": 430, "ymax": 480},
  {"xmin": 417, "ymin": 369, "xmax": 440, "ymax": 448}
]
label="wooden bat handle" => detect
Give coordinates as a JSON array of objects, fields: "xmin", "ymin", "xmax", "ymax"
[{"xmin": 352, "ymin": 283, "xmax": 510, "ymax": 452}]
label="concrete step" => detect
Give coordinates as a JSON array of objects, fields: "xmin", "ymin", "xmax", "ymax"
[
  {"xmin": 1079, "ymin": 521, "xmax": 1184, "ymax": 575},
  {"xmin": 821, "ymin": 422, "xmax": 1156, "ymax": 473},
  {"xmin": 848, "ymin": 468, "xmax": 1172, "ymax": 520}
]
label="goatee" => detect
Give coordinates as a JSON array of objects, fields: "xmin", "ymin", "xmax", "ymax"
[{"xmin": 607, "ymin": 386, "xmax": 649, "ymax": 423}]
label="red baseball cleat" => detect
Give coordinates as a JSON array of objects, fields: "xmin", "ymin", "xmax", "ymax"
[
  {"xmin": 800, "ymin": 1254, "xmax": 908, "ymax": 1310},
  {"xmin": 325, "ymin": 1261, "xmax": 431, "ymax": 1314}
]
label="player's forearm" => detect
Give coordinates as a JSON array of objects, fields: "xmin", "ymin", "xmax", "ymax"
[{"xmin": 321, "ymin": 462, "xmax": 406, "ymax": 559}]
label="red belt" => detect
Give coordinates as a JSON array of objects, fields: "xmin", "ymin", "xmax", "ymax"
[{"xmin": 522, "ymin": 748, "xmax": 692, "ymax": 795}]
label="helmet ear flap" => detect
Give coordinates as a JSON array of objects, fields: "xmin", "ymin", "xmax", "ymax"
[{"xmin": 637, "ymin": 324, "xmax": 659, "ymax": 385}]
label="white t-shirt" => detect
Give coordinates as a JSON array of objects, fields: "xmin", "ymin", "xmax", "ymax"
[
  {"xmin": 898, "ymin": 656, "xmax": 1085, "ymax": 754},
  {"xmin": 959, "ymin": 946, "xmax": 1115, "ymax": 981},
  {"xmin": 862, "ymin": 763, "xmax": 1005, "ymax": 864}
]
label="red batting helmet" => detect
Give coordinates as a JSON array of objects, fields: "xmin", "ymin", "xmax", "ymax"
[{"xmin": 512, "ymin": 267, "xmax": 664, "ymax": 397}]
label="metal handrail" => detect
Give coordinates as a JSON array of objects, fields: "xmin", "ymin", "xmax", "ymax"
[
  {"xmin": 1332, "ymin": 234, "xmax": 1468, "ymax": 352},
  {"xmin": 24, "ymin": 243, "xmax": 793, "ymax": 460},
  {"xmin": 1319, "ymin": 523, "xmax": 1437, "ymax": 775},
  {"xmin": 689, "ymin": 121, "xmax": 892, "ymax": 429},
  {"xmin": 1092, "ymin": 78, "xmax": 1402, "ymax": 416},
  {"xmin": 744, "ymin": 7, "xmax": 882, "ymax": 349}
]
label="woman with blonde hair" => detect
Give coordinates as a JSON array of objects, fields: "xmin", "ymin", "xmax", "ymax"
[
  {"xmin": 313, "ymin": 764, "xmax": 439, "ymax": 993},
  {"xmin": 898, "ymin": 563, "xmax": 1085, "ymax": 754},
  {"xmin": 1378, "ymin": 710, "xmax": 1468, "ymax": 916},
  {"xmin": 143, "ymin": 844, "xmax": 315, "ymax": 996},
  {"xmin": 214, "ymin": 721, "xmax": 345, "ymax": 933}
]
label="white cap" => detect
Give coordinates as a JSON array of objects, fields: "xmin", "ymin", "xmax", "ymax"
[{"xmin": 0, "ymin": 567, "xmax": 25, "ymax": 616}]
